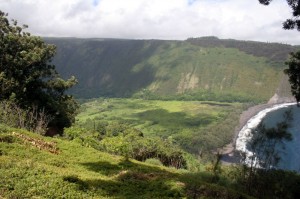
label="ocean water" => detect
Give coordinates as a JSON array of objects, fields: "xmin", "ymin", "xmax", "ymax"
[{"xmin": 235, "ymin": 103, "xmax": 300, "ymax": 172}]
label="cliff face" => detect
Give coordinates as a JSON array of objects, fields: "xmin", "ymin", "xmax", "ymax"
[{"xmin": 45, "ymin": 37, "xmax": 296, "ymax": 102}]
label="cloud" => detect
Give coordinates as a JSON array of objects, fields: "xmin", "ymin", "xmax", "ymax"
[{"xmin": 1, "ymin": 0, "xmax": 300, "ymax": 44}]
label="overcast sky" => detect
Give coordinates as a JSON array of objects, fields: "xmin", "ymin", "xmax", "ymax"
[{"xmin": 1, "ymin": 0, "xmax": 300, "ymax": 45}]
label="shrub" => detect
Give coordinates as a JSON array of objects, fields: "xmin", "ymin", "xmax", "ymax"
[
  {"xmin": 99, "ymin": 132, "xmax": 187, "ymax": 169},
  {"xmin": 0, "ymin": 101, "xmax": 52, "ymax": 134}
]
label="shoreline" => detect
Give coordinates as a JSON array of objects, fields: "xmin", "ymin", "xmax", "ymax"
[
  {"xmin": 220, "ymin": 95, "xmax": 296, "ymax": 164},
  {"xmin": 234, "ymin": 95, "xmax": 296, "ymax": 149}
]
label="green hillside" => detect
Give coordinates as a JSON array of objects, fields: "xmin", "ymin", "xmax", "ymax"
[
  {"xmin": 45, "ymin": 37, "xmax": 295, "ymax": 102},
  {"xmin": 2, "ymin": 124, "xmax": 300, "ymax": 199},
  {"xmin": 1, "ymin": 125, "xmax": 255, "ymax": 199}
]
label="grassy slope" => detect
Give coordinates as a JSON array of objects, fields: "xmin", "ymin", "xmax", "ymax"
[
  {"xmin": 46, "ymin": 38, "xmax": 290, "ymax": 102},
  {"xmin": 0, "ymin": 126, "xmax": 252, "ymax": 199}
]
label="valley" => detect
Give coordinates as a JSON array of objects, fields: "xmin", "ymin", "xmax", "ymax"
[{"xmin": 2, "ymin": 35, "xmax": 300, "ymax": 198}]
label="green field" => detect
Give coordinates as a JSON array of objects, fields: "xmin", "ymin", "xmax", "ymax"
[{"xmin": 76, "ymin": 98, "xmax": 245, "ymax": 154}]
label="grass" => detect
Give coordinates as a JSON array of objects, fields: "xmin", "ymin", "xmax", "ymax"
[
  {"xmin": 0, "ymin": 127, "xmax": 182, "ymax": 198},
  {"xmin": 76, "ymin": 98, "xmax": 245, "ymax": 154},
  {"xmin": 0, "ymin": 126, "xmax": 252, "ymax": 199},
  {"xmin": 77, "ymin": 98, "xmax": 238, "ymax": 127}
]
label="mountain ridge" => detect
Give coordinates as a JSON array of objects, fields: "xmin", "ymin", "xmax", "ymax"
[{"xmin": 45, "ymin": 36, "xmax": 295, "ymax": 102}]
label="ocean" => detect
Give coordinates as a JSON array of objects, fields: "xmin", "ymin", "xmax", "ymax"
[{"xmin": 236, "ymin": 103, "xmax": 300, "ymax": 172}]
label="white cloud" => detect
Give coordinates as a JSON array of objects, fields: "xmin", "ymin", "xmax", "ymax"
[{"xmin": 1, "ymin": 0, "xmax": 300, "ymax": 44}]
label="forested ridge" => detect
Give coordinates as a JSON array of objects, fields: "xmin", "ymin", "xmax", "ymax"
[{"xmin": 46, "ymin": 37, "xmax": 295, "ymax": 102}]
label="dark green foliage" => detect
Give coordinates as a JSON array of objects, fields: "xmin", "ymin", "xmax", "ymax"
[
  {"xmin": 46, "ymin": 37, "xmax": 290, "ymax": 102},
  {"xmin": 45, "ymin": 38, "xmax": 159, "ymax": 98},
  {"xmin": 180, "ymin": 172, "xmax": 253, "ymax": 199},
  {"xmin": 63, "ymin": 126, "xmax": 101, "ymax": 149},
  {"xmin": 63, "ymin": 175, "xmax": 88, "ymax": 190},
  {"xmin": 258, "ymin": 0, "xmax": 300, "ymax": 105},
  {"xmin": 259, "ymin": 0, "xmax": 300, "ymax": 31},
  {"xmin": 0, "ymin": 134, "xmax": 15, "ymax": 143},
  {"xmin": 76, "ymin": 98, "xmax": 245, "ymax": 159},
  {"xmin": 133, "ymin": 90, "xmax": 260, "ymax": 103},
  {"xmin": 174, "ymin": 106, "xmax": 243, "ymax": 156},
  {"xmin": 65, "ymin": 124, "xmax": 187, "ymax": 169},
  {"xmin": 233, "ymin": 109, "xmax": 298, "ymax": 198},
  {"xmin": 136, "ymin": 109, "xmax": 214, "ymax": 128},
  {"xmin": 100, "ymin": 132, "xmax": 187, "ymax": 169},
  {"xmin": 285, "ymin": 51, "xmax": 300, "ymax": 104},
  {"xmin": 231, "ymin": 165, "xmax": 300, "ymax": 199},
  {"xmin": 186, "ymin": 36, "xmax": 294, "ymax": 64},
  {"xmin": 0, "ymin": 11, "xmax": 78, "ymax": 130}
]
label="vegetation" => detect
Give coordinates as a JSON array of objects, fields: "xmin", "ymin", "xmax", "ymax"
[
  {"xmin": 247, "ymin": 109, "xmax": 293, "ymax": 170},
  {"xmin": 0, "ymin": 100, "xmax": 51, "ymax": 134},
  {"xmin": 258, "ymin": 0, "xmax": 300, "ymax": 105},
  {"xmin": 1, "ymin": 8, "xmax": 300, "ymax": 199},
  {"xmin": 233, "ymin": 109, "xmax": 300, "ymax": 198},
  {"xmin": 46, "ymin": 37, "xmax": 293, "ymax": 102},
  {"xmin": 186, "ymin": 36, "xmax": 295, "ymax": 64},
  {"xmin": 259, "ymin": 0, "xmax": 300, "ymax": 31},
  {"xmin": 64, "ymin": 126, "xmax": 187, "ymax": 169},
  {"xmin": 285, "ymin": 51, "xmax": 300, "ymax": 104},
  {"xmin": 0, "ymin": 11, "xmax": 78, "ymax": 132},
  {"xmin": 75, "ymin": 98, "xmax": 245, "ymax": 156},
  {"xmin": 1, "ymin": 125, "xmax": 300, "ymax": 198}
]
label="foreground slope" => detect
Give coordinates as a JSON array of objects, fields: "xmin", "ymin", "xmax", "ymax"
[
  {"xmin": 0, "ymin": 126, "xmax": 253, "ymax": 199},
  {"xmin": 45, "ymin": 37, "xmax": 295, "ymax": 102}
]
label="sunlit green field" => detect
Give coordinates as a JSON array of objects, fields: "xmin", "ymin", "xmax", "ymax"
[{"xmin": 76, "ymin": 98, "xmax": 246, "ymax": 154}]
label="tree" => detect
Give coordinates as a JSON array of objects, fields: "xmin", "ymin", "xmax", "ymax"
[
  {"xmin": 259, "ymin": 0, "xmax": 300, "ymax": 30},
  {"xmin": 247, "ymin": 109, "xmax": 293, "ymax": 170},
  {"xmin": 238, "ymin": 109, "xmax": 293, "ymax": 197},
  {"xmin": 285, "ymin": 51, "xmax": 300, "ymax": 104},
  {"xmin": 0, "ymin": 10, "xmax": 78, "ymax": 133},
  {"xmin": 259, "ymin": 0, "xmax": 300, "ymax": 104}
]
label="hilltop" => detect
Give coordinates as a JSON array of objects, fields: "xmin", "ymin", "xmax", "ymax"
[{"xmin": 45, "ymin": 37, "xmax": 295, "ymax": 102}]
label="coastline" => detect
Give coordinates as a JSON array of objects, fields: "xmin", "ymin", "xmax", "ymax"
[
  {"xmin": 234, "ymin": 95, "xmax": 296, "ymax": 149},
  {"xmin": 220, "ymin": 94, "xmax": 296, "ymax": 164}
]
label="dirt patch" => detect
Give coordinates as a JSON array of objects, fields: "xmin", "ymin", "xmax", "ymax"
[
  {"xmin": 177, "ymin": 72, "xmax": 199, "ymax": 93},
  {"xmin": 12, "ymin": 132, "xmax": 59, "ymax": 154}
]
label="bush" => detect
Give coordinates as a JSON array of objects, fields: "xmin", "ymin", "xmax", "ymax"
[
  {"xmin": 0, "ymin": 101, "xmax": 52, "ymax": 134},
  {"xmin": 99, "ymin": 132, "xmax": 187, "ymax": 169}
]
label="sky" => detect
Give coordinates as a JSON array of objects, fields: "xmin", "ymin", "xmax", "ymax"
[{"xmin": 1, "ymin": 0, "xmax": 300, "ymax": 45}]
